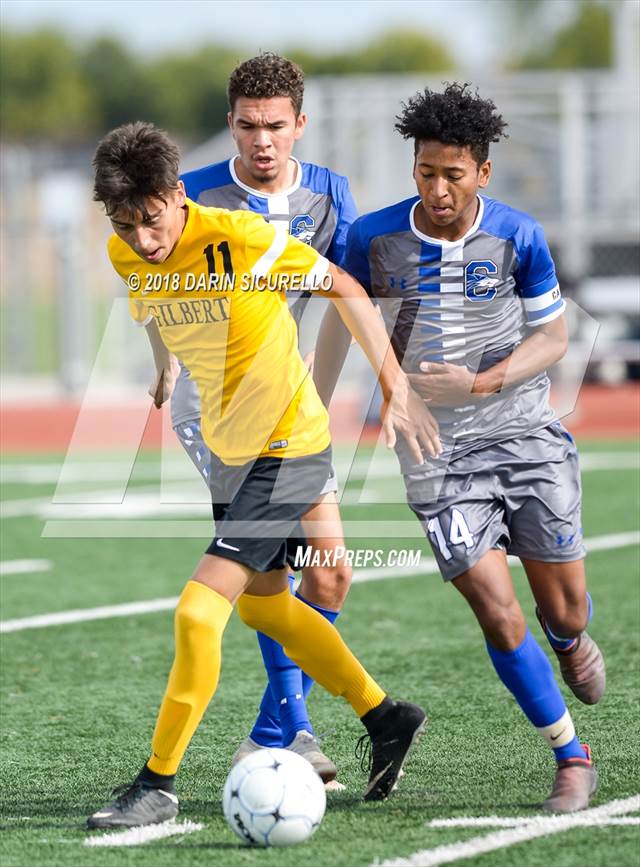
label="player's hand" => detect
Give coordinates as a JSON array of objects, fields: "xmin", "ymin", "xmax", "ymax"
[
  {"xmin": 302, "ymin": 349, "xmax": 315, "ymax": 373},
  {"xmin": 381, "ymin": 378, "xmax": 441, "ymax": 462},
  {"xmin": 408, "ymin": 361, "xmax": 478, "ymax": 406},
  {"xmin": 148, "ymin": 356, "xmax": 180, "ymax": 408}
]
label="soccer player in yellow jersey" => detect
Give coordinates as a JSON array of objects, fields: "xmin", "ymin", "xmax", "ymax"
[{"xmin": 87, "ymin": 121, "xmax": 440, "ymax": 828}]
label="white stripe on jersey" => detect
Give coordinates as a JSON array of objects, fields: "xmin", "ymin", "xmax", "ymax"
[
  {"xmin": 440, "ymin": 244, "xmax": 465, "ymax": 362},
  {"xmin": 523, "ymin": 284, "xmax": 561, "ymax": 312},
  {"xmin": 267, "ymin": 194, "xmax": 290, "ymax": 235},
  {"xmin": 303, "ymin": 255, "xmax": 330, "ymax": 288},
  {"xmin": 524, "ymin": 299, "xmax": 566, "ymax": 327},
  {"xmin": 250, "ymin": 232, "xmax": 289, "ymax": 278}
]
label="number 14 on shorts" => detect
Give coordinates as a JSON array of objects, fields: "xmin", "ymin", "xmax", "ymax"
[{"xmin": 427, "ymin": 509, "xmax": 475, "ymax": 561}]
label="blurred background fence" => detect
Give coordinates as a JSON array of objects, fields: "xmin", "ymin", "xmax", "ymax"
[{"xmin": 1, "ymin": 0, "xmax": 638, "ymax": 404}]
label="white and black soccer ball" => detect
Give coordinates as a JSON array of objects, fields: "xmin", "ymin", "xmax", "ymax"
[{"xmin": 222, "ymin": 747, "xmax": 326, "ymax": 847}]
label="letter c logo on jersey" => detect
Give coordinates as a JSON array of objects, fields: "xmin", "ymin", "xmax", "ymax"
[
  {"xmin": 290, "ymin": 214, "xmax": 316, "ymax": 244},
  {"xmin": 464, "ymin": 260, "xmax": 499, "ymax": 301}
]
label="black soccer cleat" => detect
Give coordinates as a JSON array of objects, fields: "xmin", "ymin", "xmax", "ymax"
[
  {"xmin": 87, "ymin": 781, "xmax": 179, "ymax": 829},
  {"xmin": 357, "ymin": 699, "xmax": 427, "ymax": 802}
]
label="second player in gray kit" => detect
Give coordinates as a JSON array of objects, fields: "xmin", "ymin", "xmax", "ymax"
[{"xmin": 339, "ymin": 83, "xmax": 605, "ymax": 814}]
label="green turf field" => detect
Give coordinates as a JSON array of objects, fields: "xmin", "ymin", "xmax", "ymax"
[{"xmin": 1, "ymin": 442, "xmax": 639, "ymax": 867}]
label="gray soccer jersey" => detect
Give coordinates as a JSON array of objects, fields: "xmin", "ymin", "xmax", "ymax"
[
  {"xmin": 346, "ymin": 195, "xmax": 565, "ymax": 472},
  {"xmin": 172, "ymin": 157, "xmax": 358, "ymax": 428},
  {"xmin": 347, "ymin": 194, "xmax": 581, "ymax": 575}
]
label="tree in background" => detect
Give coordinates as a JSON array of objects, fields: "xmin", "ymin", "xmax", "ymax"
[
  {"xmin": 290, "ymin": 28, "xmax": 454, "ymax": 75},
  {"xmin": 142, "ymin": 46, "xmax": 240, "ymax": 139},
  {"xmin": 2, "ymin": 6, "xmax": 627, "ymax": 144},
  {"xmin": 80, "ymin": 38, "xmax": 150, "ymax": 133},
  {"xmin": 506, "ymin": 0, "xmax": 613, "ymax": 69},
  {"xmin": 0, "ymin": 27, "xmax": 452, "ymax": 143},
  {"xmin": 0, "ymin": 28, "xmax": 97, "ymax": 140}
]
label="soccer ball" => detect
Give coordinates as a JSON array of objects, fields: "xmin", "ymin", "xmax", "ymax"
[{"xmin": 222, "ymin": 747, "xmax": 326, "ymax": 847}]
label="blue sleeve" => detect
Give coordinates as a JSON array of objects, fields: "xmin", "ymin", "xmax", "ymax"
[
  {"xmin": 515, "ymin": 222, "xmax": 565, "ymax": 326},
  {"xmin": 326, "ymin": 176, "xmax": 359, "ymax": 268},
  {"xmin": 345, "ymin": 219, "xmax": 372, "ymax": 295},
  {"xmin": 180, "ymin": 168, "xmax": 202, "ymax": 201}
]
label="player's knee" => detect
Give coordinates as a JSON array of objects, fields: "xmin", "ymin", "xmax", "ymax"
[
  {"xmin": 235, "ymin": 595, "xmax": 263, "ymax": 631},
  {"xmin": 299, "ymin": 562, "xmax": 352, "ymax": 610},
  {"xmin": 541, "ymin": 602, "xmax": 588, "ymax": 638},
  {"xmin": 174, "ymin": 595, "xmax": 216, "ymax": 639},
  {"xmin": 480, "ymin": 601, "xmax": 525, "ymax": 651},
  {"xmin": 236, "ymin": 592, "xmax": 292, "ymax": 635}
]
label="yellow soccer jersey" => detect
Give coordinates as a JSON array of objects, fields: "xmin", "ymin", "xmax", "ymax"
[{"xmin": 108, "ymin": 200, "xmax": 331, "ymax": 464}]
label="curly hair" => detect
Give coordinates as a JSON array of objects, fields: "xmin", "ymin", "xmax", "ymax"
[
  {"xmin": 227, "ymin": 52, "xmax": 305, "ymax": 116},
  {"xmin": 93, "ymin": 121, "xmax": 181, "ymax": 218},
  {"xmin": 395, "ymin": 82, "xmax": 508, "ymax": 166}
]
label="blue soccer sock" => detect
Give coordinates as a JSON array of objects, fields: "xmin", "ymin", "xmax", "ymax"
[
  {"xmin": 249, "ymin": 577, "xmax": 308, "ymax": 747},
  {"xmin": 541, "ymin": 593, "xmax": 593, "ymax": 653},
  {"xmin": 295, "ymin": 590, "xmax": 340, "ymax": 700},
  {"xmin": 487, "ymin": 628, "xmax": 589, "ymax": 763}
]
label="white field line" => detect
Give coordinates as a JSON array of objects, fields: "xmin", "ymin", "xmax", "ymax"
[
  {"xmin": 84, "ymin": 819, "xmax": 204, "ymax": 848},
  {"xmin": 1, "ymin": 451, "xmax": 638, "ymax": 486},
  {"xmin": 585, "ymin": 531, "xmax": 640, "ymax": 553},
  {"xmin": 1, "ymin": 462, "xmax": 196, "ymax": 485},
  {"xmin": 0, "ymin": 451, "xmax": 640, "ymax": 485},
  {"xmin": 1, "ymin": 531, "xmax": 637, "ymax": 635},
  {"xmin": 0, "ymin": 485, "xmax": 211, "ymax": 520},
  {"xmin": 0, "ymin": 559, "xmax": 52, "ymax": 576},
  {"xmin": 0, "ymin": 527, "xmax": 635, "ymax": 596},
  {"xmin": 428, "ymin": 815, "xmax": 640, "ymax": 828},
  {"xmin": 375, "ymin": 795, "xmax": 640, "ymax": 867},
  {"xmin": 1, "ymin": 485, "xmax": 393, "ymax": 518},
  {"xmin": 1, "ymin": 597, "xmax": 179, "ymax": 633},
  {"xmin": 351, "ymin": 560, "xmax": 437, "ymax": 584}
]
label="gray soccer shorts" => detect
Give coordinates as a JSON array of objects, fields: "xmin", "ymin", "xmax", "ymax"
[
  {"xmin": 406, "ymin": 422, "xmax": 586, "ymax": 581},
  {"xmin": 173, "ymin": 419, "xmax": 338, "ymax": 495}
]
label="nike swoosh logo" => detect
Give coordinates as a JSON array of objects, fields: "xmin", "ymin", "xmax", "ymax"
[
  {"xmin": 91, "ymin": 812, "xmax": 113, "ymax": 818},
  {"xmin": 158, "ymin": 790, "xmax": 179, "ymax": 804},
  {"xmin": 550, "ymin": 728, "xmax": 566, "ymax": 741},
  {"xmin": 364, "ymin": 761, "xmax": 393, "ymax": 796},
  {"xmin": 216, "ymin": 539, "xmax": 240, "ymax": 552}
]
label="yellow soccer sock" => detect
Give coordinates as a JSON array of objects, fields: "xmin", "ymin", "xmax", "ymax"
[
  {"xmin": 237, "ymin": 587, "xmax": 385, "ymax": 717},
  {"xmin": 147, "ymin": 580, "xmax": 233, "ymax": 775}
]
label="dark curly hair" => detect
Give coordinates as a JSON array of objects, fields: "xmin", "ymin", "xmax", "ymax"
[
  {"xmin": 93, "ymin": 121, "xmax": 181, "ymax": 219},
  {"xmin": 395, "ymin": 82, "xmax": 508, "ymax": 166},
  {"xmin": 227, "ymin": 52, "xmax": 305, "ymax": 116}
]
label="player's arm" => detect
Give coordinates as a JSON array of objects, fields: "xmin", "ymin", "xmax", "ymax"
[
  {"xmin": 312, "ymin": 303, "xmax": 352, "ymax": 406},
  {"xmin": 311, "ymin": 174, "xmax": 359, "ymax": 406},
  {"xmin": 409, "ymin": 220, "xmax": 567, "ymax": 405},
  {"xmin": 407, "ymin": 315, "xmax": 568, "ymax": 404},
  {"xmin": 144, "ymin": 318, "xmax": 181, "ymax": 407},
  {"xmin": 325, "ymin": 263, "xmax": 441, "ymax": 460},
  {"xmin": 474, "ymin": 314, "xmax": 568, "ymax": 394}
]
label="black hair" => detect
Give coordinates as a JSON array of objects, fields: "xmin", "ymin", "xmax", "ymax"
[
  {"xmin": 227, "ymin": 52, "xmax": 304, "ymax": 116},
  {"xmin": 395, "ymin": 82, "xmax": 508, "ymax": 165},
  {"xmin": 92, "ymin": 121, "xmax": 181, "ymax": 219}
]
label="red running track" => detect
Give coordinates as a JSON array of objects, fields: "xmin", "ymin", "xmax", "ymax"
[{"xmin": 1, "ymin": 384, "xmax": 638, "ymax": 453}]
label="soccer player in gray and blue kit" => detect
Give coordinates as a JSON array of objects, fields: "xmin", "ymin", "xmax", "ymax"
[{"xmin": 338, "ymin": 83, "xmax": 605, "ymax": 812}]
